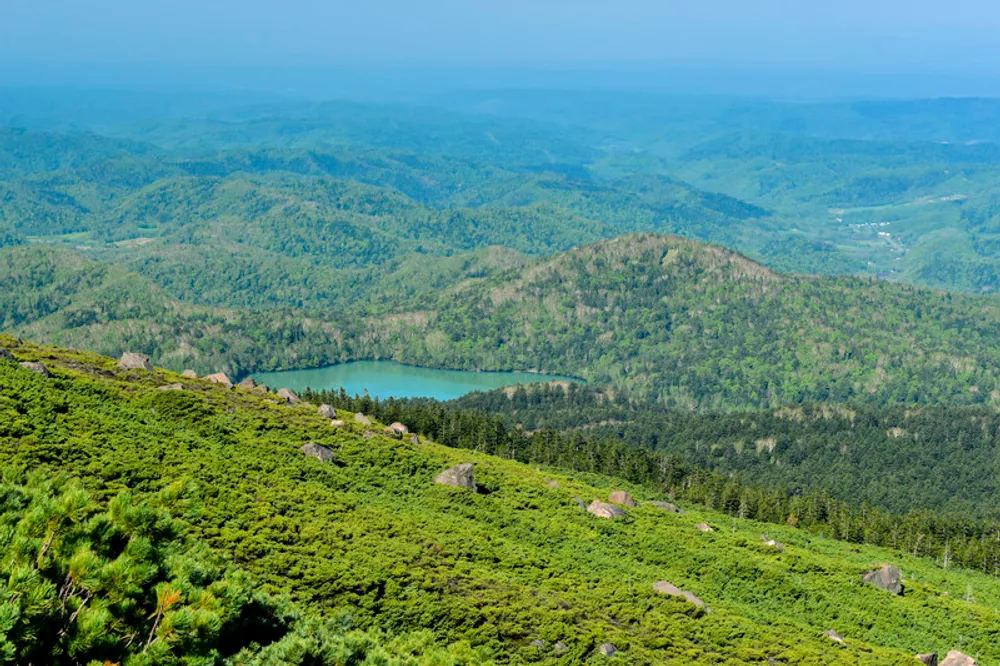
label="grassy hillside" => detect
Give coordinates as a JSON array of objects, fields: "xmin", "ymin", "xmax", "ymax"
[{"xmin": 2, "ymin": 336, "xmax": 1000, "ymax": 663}]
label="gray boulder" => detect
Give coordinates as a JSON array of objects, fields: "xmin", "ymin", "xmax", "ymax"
[
  {"xmin": 823, "ymin": 629, "xmax": 845, "ymax": 644},
  {"xmin": 119, "ymin": 352, "xmax": 153, "ymax": 371},
  {"xmin": 573, "ymin": 497, "xmax": 587, "ymax": 510},
  {"xmin": 554, "ymin": 641, "xmax": 568, "ymax": 653},
  {"xmin": 547, "ymin": 479, "xmax": 560, "ymax": 489},
  {"xmin": 608, "ymin": 490, "xmax": 637, "ymax": 507},
  {"xmin": 529, "ymin": 640, "xmax": 545, "ymax": 649},
  {"xmin": 318, "ymin": 404, "xmax": 337, "ymax": 419},
  {"xmin": 940, "ymin": 651, "xmax": 976, "ymax": 666},
  {"xmin": 587, "ymin": 500, "xmax": 626, "ymax": 519},
  {"xmin": 598, "ymin": 643, "xmax": 616, "ymax": 657},
  {"xmin": 863, "ymin": 564, "xmax": 903, "ymax": 595},
  {"xmin": 695, "ymin": 522, "xmax": 715, "ymax": 533},
  {"xmin": 410, "ymin": 434, "xmax": 421, "ymax": 445},
  {"xmin": 300, "ymin": 442, "xmax": 336, "ymax": 463},
  {"xmin": 434, "ymin": 463, "xmax": 476, "ymax": 491},
  {"xmin": 181, "ymin": 369, "xmax": 198, "ymax": 378},
  {"xmin": 652, "ymin": 580, "xmax": 706, "ymax": 608},
  {"xmin": 238, "ymin": 377, "xmax": 259, "ymax": 390},
  {"xmin": 354, "ymin": 412, "xmax": 372, "ymax": 425},
  {"xmin": 389, "ymin": 421, "xmax": 409, "ymax": 434},
  {"xmin": 277, "ymin": 388, "xmax": 300, "ymax": 403},
  {"xmin": 761, "ymin": 537, "xmax": 786, "ymax": 552},
  {"xmin": 19, "ymin": 361, "xmax": 51, "ymax": 377},
  {"xmin": 650, "ymin": 501, "xmax": 684, "ymax": 514},
  {"xmin": 0, "ymin": 346, "xmax": 14, "ymax": 361},
  {"xmin": 158, "ymin": 383, "xmax": 184, "ymax": 391},
  {"xmin": 330, "ymin": 419, "xmax": 346, "ymax": 428},
  {"xmin": 204, "ymin": 372, "xmax": 233, "ymax": 389},
  {"xmin": 916, "ymin": 655, "xmax": 938, "ymax": 666}
]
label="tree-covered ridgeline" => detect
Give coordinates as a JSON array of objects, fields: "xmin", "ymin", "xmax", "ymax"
[
  {"xmin": 10, "ymin": 234, "xmax": 1000, "ymax": 411},
  {"xmin": 305, "ymin": 386, "xmax": 1000, "ymax": 578}
]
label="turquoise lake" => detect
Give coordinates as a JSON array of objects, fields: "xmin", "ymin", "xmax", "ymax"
[{"xmin": 253, "ymin": 360, "xmax": 580, "ymax": 400}]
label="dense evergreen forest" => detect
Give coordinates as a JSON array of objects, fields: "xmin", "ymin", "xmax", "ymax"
[
  {"xmin": 2, "ymin": 337, "xmax": 999, "ymax": 664},
  {"xmin": 451, "ymin": 383, "xmax": 1000, "ymax": 518}
]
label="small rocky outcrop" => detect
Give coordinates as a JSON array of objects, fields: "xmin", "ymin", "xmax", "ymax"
[
  {"xmin": 330, "ymin": 419, "xmax": 346, "ymax": 428},
  {"xmin": 362, "ymin": 431, "xmax": 375, "ymax": 440},
  {"xmin": 318, "ymin": 404, "xmax": 336, "ymax": 419},
  {"xmin": 916, "ymin": 654, "xmax": 938, "ymax": 666},
  {"xmin": 587, "ymin": 500, "xmax": 626, "ymax": 519},
  {"xmin": 650, "ymin": 501, "xmax": 684, "ymax": 513},
  {"xmin": 0, "ymin": 346, "xmax": 15, "ymax": 361},
  {"xmin": 158, "ymin": 383, "xmax": 184, "ymax": 391},
  {"xmin": 863, "ymin": 564, "xmax": 903, "ymax": 595},
  {"xmin": 182, "ymin": 369, "xmax": 198, "ymax": 378},
  {"xmin": 300, "ymin": 442, "xmax": 336, "ymax": 463},
  {"xmin": 529, "ymin": 640, "xmax": 545, "ymax": 649},
  {"xmin": 695, "ymin": 523, "xmax": 714, "ymax": 533},
  {"xmin": 573, "ymin": 497, "xmax": 587, "ymax": 510},
  {"xmin": 940, "ymin": 651, "xmax": 976, "ymax": 666},
  {"xmin": 118, "ymin": 352, "xmax": 153, "ymax": 371},
  {"xmin": 823, "ymin": 630, "xmax": 845, "ymax": 644},
  {"xmin": 355, "ymin": 412, "xmax": 372, "ymax": 425},
  {"xmin": 277, "ymin": 388, "xmax": 300, "ymax": 403},
  {"xmin": 19, "ymin": 361, "xmax": 51, "ymax": 377},
  {"xmin": 546, "ymin": 479, "xmax": 560, "ymax": 489},
  {"xmin": 204, "ymin": 372, "xmax": 233, "ymax": 389},
  {"xmin": 598, "ymin": 643, "xmax": 616, "ymax": 657},
  {"xmin": 238, "ymin": 377, "xmax": 259, "ymax": 390},
  {"xmin": 388, "ymin": 422, "xmax": 409, "ymax": 434},
  {"xmin": 653, "ymin": 580, "xmax": 706, "ymax": 608},
  {"xmin": 383, "ymin": 426, "xmax": 403, "ymax": 439},
  {"xmin": 761, "ymin": 537, "xmax": 786, "ymax": 552},
  {"xmin": 434, "ymin": 463, "xmax": 476, "ymax": 490},
  {"xmin": 608, "ymin": 490, "xmax": 637, "ymax": 507},
  {"xmin": 554, "ymin": 642, "xmax": 568, "ymax": 653},
  {"xmin": 410, "ymin": 434, "xmax": 421, "ymax": 445}
]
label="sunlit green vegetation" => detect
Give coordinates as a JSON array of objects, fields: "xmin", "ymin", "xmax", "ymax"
[{"xmin": 2, "ymin": 337, "xmax": 1000, "ymax": 663}]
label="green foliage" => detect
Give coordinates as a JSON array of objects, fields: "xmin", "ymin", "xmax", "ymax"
[
  {"xmin": 0, "ymin": 469, "xmax": 486, "ymax": 666},
  {"xmin": 0, "ymin": 472, "xmax": 284, "ymax": 665},
  {"xmin": 310, "ymin": 385, "xmax": 1000, "ymax": 578},
  {"xmin": 9, "ymin": 232, "xmax": 1000, "ymax": 409},
  {"xmin": 3, "ymin": 337, "xmax": 1000, "ymax": 663}
]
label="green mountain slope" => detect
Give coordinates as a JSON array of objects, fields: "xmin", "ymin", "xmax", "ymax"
[
  {"xmin": 8, "ymin": 233, "xmax": 1000, "ymax": 411},
  {"xmin": 2, "ymin": 336, "xmax": 998, "ymax": 664},
  {"xmin": 354, "ymin": 233, "xmax": 1000, "ymax": 408}
]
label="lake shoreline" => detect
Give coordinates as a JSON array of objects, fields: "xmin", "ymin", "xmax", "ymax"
[{"xmin": 252, "ymin": 359, "xmax": 584, "ymax": 401}]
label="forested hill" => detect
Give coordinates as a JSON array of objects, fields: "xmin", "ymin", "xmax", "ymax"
[
  {"xmin": 358, "ymin": 233, "xmax": 1000, "ymax": 408},
  {"xmin": 2, "ymin": 336, "xmax": 999, "ymax": 664},
  {"xmin": 8, "ymin": 233, "xmax": 1000, "ymax": 411}
]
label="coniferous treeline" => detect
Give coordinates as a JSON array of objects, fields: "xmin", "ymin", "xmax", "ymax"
[
  {"xmin": 453, "ymin": 382, "xmax": 1000, "ymax": 518},
  {"xmin": 306, "ymin": 386, "xmax": 1000, "ymax": 578}
]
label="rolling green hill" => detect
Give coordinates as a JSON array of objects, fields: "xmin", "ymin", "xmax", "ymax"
[
  {"xmin": 2, "ymin": 336, "xmax": 999, "ymax": 664},
  {"xmin": 7, "ymin": 233, "xmax": 1000, "ymax": 410},
  {"xmin": 351, "ymin": 233, "xmax": 1000, "ymax": 408}
]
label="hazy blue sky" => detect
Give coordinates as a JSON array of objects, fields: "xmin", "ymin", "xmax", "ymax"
[{"xmin": 3, "ymin": 0, "xmax": 1000, "ymax": 96}]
